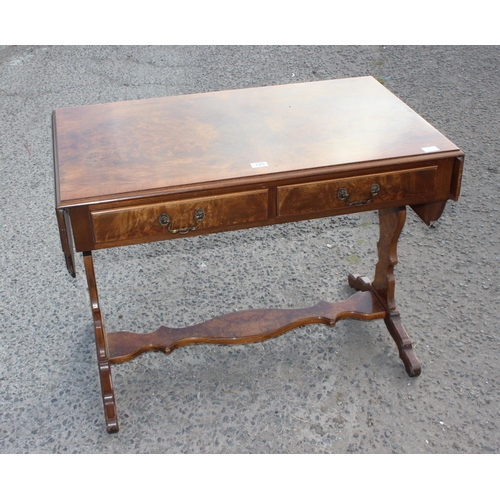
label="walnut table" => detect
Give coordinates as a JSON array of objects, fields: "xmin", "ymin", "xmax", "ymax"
[{"xmin": 53, "ymin": 76, "xmax": 464, "ymax": 433}]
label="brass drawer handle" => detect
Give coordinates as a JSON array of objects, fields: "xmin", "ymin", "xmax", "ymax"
[
  {"xmin": 159, "ymin": 209, "xmax": 205, "ymax": 234},
  {"xmin": 338, "ymin": 183, "xmax": 380, "ymax": 207}
]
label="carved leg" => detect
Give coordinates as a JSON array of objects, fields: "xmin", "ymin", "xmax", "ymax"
[
  {"xmin": 349, "ymin": 207, "xmax": 421, "ymax": 377},
  {"xmin": 83, "ymin": 251, "xmax": 119, "ymax": 433},
  {"xmin": 372, "ymin": 206, "xmax": 406, "ymax": 309}
]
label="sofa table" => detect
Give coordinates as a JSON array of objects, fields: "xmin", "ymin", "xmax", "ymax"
[{"xmin": 53, "ymin": 76, "xmax": 464, "ymax": 433}]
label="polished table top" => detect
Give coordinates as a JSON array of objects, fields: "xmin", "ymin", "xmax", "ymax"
[{"xmin": 53, "ymin": 76, "xmax": 460, "ymax": 207}]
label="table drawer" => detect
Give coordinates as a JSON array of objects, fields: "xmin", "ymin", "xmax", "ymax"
[
  {"xmin": 277, "ymin": 165, "xmax": 438, "ymax": 217},
  {"xmin": 91, "ymin": 189, "xmax": 269, "ymax": 244}
]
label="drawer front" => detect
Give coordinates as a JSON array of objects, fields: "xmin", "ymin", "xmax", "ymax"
[
  {"xmin": 277, "ymin": 165, "xmax": 438, "ymax": 217},
  {"xmin": 91, "ymin": 189, "xmax": 268, "ymax": 244}
]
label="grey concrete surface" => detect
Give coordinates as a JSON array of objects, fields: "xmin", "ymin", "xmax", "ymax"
[{"xmin": 0, "ymin": 45, "xmax": 499, "ymax": 453}]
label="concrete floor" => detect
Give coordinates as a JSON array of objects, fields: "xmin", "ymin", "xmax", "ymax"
[{"xmin": 1, "ymin": 45, "xmax": 499, "ymax": 454}]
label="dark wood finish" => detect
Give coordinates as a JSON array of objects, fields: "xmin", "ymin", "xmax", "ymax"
[
  {"xmin": 349, "ymin": 207, "xmax": 421, "ymax": 376},
  {"xmin": 277, "ymin": 165, "xmax": 438, "ymax": 217},
  {"xmin": 53, "ymin": 77, "xmax": 460, "ymax": 206},
  {"xmin": 410, "ymin": 200, "xmax": 448, "ymax": 226},
  {"xmin": 55, "ymin": 208, "xmax": 75, "ymax": 277},
  {"xmin": 91, "ymin": 189, "xmax": 268, "ymax": 245},
  {"xmin": 107, "ymin": 292, "xmax": 386, "ymax": 364},
  {"xmin": 52, "ymin": 76, "xmax": 464, "ymax": 432},
  {"xmin": 83, "ymin": 252, "xmax": 118, "ymax": 433},
  {"xmin": 450, "ymin": 155, "xmax": 465, "ymax": 201}
]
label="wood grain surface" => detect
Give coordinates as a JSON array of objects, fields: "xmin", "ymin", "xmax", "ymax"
[
  {"xmin": 106, "ymin": 291, "xmax": 386, "ymax": 364},
  {"xmin": 53, "ymin": 76, "xmax": 460, "ymax": 205}
]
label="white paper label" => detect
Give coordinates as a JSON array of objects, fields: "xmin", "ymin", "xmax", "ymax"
[
  {"xmin": 250, "ymin": 161, "xmax": 269, "ymax": 168},
  {"xmin": 421, "ymin": 146, "xmax": 440, "ymax": 153}
]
